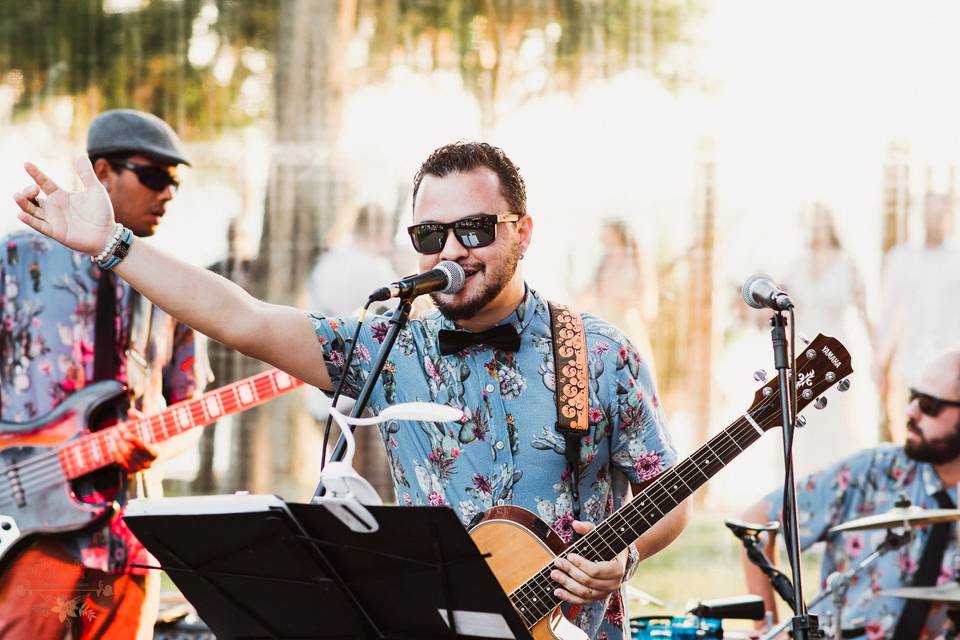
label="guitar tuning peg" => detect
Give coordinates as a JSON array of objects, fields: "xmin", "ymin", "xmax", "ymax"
[
  {"xmin": 753, "ymin": 369, "xmax": 768, "ymax": 382},
  {"xmin": 799, "ymin": 334, "xmax": 811, "ymax": 345},
  {"xmin": 838, "ymin": 379, "xmax": 851, "ymax": 392},
  {"xmin": 795, "ymin": 415, "xmax": 807, "ymax": 428},
  {"xmin": 814, "ymin": 396, "xmax": 828, "ymax": 410}
]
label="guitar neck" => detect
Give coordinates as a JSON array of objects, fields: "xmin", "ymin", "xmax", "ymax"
[
  {"xmin": 511, "ymin": 408, "xmax": 773, "ymax": 620},
  {"xmin": 58, "ymin": 369, "xmax": 303, "ymax": 480}
]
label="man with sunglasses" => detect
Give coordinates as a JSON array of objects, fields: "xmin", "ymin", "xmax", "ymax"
[
  {"xmin": 741, "ymin": 350, "xmax": 960, "ymax": 639},
  {"xmin": 12, "ymin": 140, "xmax": 688, "ymax": 640},
  {"xmin": 0, "ymin": 109, "xmax": 209, "ymax": 639}
]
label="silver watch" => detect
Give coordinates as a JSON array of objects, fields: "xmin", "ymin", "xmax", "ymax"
[{"xmin": 622, "ymin": 544, "xmax": 641, "ymax": 583}]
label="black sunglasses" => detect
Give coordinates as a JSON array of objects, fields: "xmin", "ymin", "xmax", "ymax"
[
  {"xmin": 407, "ymin": 213, "xmax": 522, "ymax": 255},
  {"xmin": 110, "ymin": 160, "xmax": 180, "ymax": 193},
  {"xmin": 909, "ymin": 388, "xmax": 960, "ymax": 417}
]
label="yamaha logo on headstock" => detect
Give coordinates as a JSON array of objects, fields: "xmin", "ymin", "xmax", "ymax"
[{"xmin": 821, "ymin": 345, "xmax": 842, "ymax": 369}]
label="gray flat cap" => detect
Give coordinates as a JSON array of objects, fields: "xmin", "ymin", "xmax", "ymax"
[{"xmin": 87, "ymin": 109, "xmax": 191, "ymax": 166}]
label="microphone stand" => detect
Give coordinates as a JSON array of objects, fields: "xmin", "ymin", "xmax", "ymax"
[
  {"xmin": 770, "ymin": 311, "xmax": 821, "ymax": 640},
  {"xmin": 312, "ymin": 297, "xmax": 414, "ymax": 500}
]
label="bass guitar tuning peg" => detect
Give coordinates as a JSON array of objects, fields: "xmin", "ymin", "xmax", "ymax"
[
  {"xmin": 837, "ymin": 379, "xmax": 851, "ymax": 392},
  {"xmin": 795, "ymin": 415, "xmax": 807, "ymax": 428},
  {"xmin": 814, "ymin": 397, "xmax": 828, "ymax": 410},
  {"xmin": 753, "ymin": 369, "xmax": 768, "ymax": 382},
  {"xmin": 799, "ymin": 334, "xmax": 811, "ymax": 345}
]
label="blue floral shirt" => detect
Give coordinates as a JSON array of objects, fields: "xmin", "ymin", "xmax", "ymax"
[
  {"xmin": 1, "ymin": 230, "xmax": 209, "ymax": 574},
  {"xmin": 309, "ymin": 287, "xmax": 677, "ymax": 640},
  {"xmin": 763, "ymin": 445, "xmax": 957, "ymax": 639}
]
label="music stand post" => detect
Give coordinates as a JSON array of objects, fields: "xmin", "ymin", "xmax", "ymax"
[
  {"xmin": 124, "ymin": 494, "xmax": 533, "ymax": 640},
  {"xmin": 769, "ymin": 311, "xmax": 821, "ymax": 640},
  {"xmin": 314, "ymin": 297, "xmax": 414, "ymax": 500}
]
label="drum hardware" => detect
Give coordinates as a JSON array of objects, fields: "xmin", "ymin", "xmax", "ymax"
[{"xmin": 760, "ymin": 528, "xmax": 912, "ymax": 640}]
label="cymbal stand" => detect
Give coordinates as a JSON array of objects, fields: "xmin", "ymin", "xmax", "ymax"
[{"xmin": 760, "ymin": 529, "xmax": 913, "ymax": 640}]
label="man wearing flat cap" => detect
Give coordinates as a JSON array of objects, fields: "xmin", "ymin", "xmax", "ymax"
[{"xmin": 0, "ymin": 109, "xmax": 209, "ymax": 638}]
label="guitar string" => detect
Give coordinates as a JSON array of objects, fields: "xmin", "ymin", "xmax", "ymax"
[
  {"xmin": 512, "ymin": 415, "xmax": 768, "ymax": 622},
  {"xmin": 514, "ymin": 366, "xmax": 824, "ymax": 621},
  {"xmin": 509, "ymin": 404, "xmax": 784, "ymax": 621},
  {"xmin": 4, "ymin": 372, "xmax": 282, "ymax": 476},
  {"xmin": 0, "ymin": 374, "xmax": 281, "ymax": 497},
  {"xmin": 0, "ymin": 376, "xmax": 284, "ymax": 504},
  {"xmin": 510, "ymin": 418, "xmax": 761, "ymax": 621},
  {"xmin": 2, "ymin": 374, "xmax": 279, "ymax": 484},
  {"xmin": 512, "ymin": 362, "xmax": 828, "ymax": 612}
]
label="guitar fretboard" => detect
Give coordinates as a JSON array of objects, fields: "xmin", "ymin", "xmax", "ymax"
[
  {"xmin": 57, "ymin": 369, "xmax": 303, "ymax": 479},
  {"xmin": 508, "ymin": 403, "xmax": 777, "ymax": 627}
]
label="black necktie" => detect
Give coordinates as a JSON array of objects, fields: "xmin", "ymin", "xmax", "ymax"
[
  {"xmin": 93, "ymin": 270, "xmax": 118, "ymax": 382},
  {"xmin": 438, "ymin": 324, "xmax": 521, "ymax": 356},
  {"xmin": 891, "ymin": 489, "xmax": 955, "ymax": 640}
]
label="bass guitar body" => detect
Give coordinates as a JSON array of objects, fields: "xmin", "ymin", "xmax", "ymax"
[
  {"xmin": 469, "ymin": 505, "xmax": 588, "ymax": 640},
  {"xmin": 0, "ymin": 381, "xmax": 125, "ymax": 569}
]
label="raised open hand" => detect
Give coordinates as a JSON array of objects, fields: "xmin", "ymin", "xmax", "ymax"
[{"xmin": 12, "ymin": 157, "xmax": 116, "ymax": 255}]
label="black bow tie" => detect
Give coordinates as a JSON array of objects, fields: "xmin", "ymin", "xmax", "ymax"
[{"xmin": 438, "ymin": 324, "xmax": 521, "ymax": 356}]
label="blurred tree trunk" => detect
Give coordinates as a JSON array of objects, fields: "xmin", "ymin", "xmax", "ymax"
[
  {"xmin": 230, "ymin": 0, "xmax": 356, "ymax": 499},
  {"xmin": 688, "ymin": 141, "xmax": 717, "ymax": 503}
]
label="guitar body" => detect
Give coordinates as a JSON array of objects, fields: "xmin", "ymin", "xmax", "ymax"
[
  {"xmin": 470, "ymin": 506, "xmax": 588, "ymax": 640},
  {"xmin": 0, "ymin": 381, "xmax": 125, "ymax": 569}
]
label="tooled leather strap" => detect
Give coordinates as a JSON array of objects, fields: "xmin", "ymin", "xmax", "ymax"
[
  {"xmin": 548, "ymin": 301, "xmax": 589, "ymax": 435},
  {"xmin": 548, "ymin": 301, "xmax": 589, "ymax": 523}
]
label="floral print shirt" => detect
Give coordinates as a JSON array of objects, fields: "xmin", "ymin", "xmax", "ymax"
[
  {"xmin": 309, "ymin": 287, "xmax": 677, "ymax": 640},
  {"xmin": 763, "ymin": 445, "xmax": 957, "ymax": 639},
  {"xmin": 1, "ymin": 230, "xmax": 209, "ymax": 574}
]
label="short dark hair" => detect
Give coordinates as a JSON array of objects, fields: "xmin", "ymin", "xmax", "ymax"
[
  {"xmin": 412, "ymin": 141, "xmax": 527, "ymax": 216},
  {"xmin": 89, "ymin": 151, "xmax": 132, "ymax": 169}
]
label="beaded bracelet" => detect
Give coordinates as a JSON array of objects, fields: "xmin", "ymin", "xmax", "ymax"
[
  {"xmin": 92, "ymin": 225, "xmax": 134, "ymax": 270},
  {"xmin": 91, "ymin": 223, "xmax": 123, "ymax": 264}
]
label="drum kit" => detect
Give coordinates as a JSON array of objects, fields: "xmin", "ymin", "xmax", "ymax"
[{"xmin": 629, "ymin": 498, "xmax": 960, "ymax": 640}]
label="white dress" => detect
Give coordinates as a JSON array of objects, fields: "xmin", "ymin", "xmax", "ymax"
[{"xmin": 783, "ymin": 252, "xmax": 878, "ymax": 477}]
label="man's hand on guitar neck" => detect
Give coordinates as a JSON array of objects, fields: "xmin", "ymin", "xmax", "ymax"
[
  {"xmin": 106, "ymin": 410, "xmax": 158, "ymax": 473},
  {"xmin": 549, "ymin": 520, "xmax": 630, "ymax": 605}
]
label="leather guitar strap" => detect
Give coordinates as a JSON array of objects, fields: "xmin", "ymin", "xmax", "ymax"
[{"xmin": 548, "ymin": 301, "xmax": 589, "ymax": 522}]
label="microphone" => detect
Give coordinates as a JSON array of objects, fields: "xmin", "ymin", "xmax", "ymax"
[
  {"xmin": 741, "ymin": 273, "xmax": 794, "ymax": 311},
  {"xmin": 368, "ymin": 261, "xmax": 465, "ymax": 302}
]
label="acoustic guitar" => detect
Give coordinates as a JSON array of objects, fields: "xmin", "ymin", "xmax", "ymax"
[{"xmin": 469, "ymin": 333, "xmax": 852, "ymax": 639}]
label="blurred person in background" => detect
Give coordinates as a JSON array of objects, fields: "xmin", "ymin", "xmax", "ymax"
[
  {"xmin": 878, "ymin": 193, "xmax": 960, "ymax": 443},
  {"xmin": 305, "ymin": 202, "xmax": 400, "ymax": 497},
  {"xmin": 782, "ymin": 203, "xmax": 878, "ymax": 476},
  {"xmin": 13, "ymin": 140, "xmax": 688, "ymax": 640},
  {"xmin": 0, "ymin": 109, "xmax": 209, "ymax": 638},
  {"xmin": 306, "ymin": 202, "xmax": 399, "ymax": 317},
  {"xmin": 579, "ymin": 219, "xmax": 659, "ymax": 372},
  {"xmin": 742, "ymin": 349, "xmax": 960, "ymax": 640}
]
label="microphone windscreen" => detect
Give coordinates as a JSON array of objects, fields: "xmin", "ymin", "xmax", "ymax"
[
  {"xmin": 741, "ymin": 272, "xmax": 773, "ymax": 309},
  {"xmin": 436, "ymin": 261, "xmax": 465, "ymax": 294}
]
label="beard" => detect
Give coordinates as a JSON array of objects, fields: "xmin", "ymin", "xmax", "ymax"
[
  {"xmin": 430, "ymin": 240, "xmax": 522, "ymax": 322},
  {"xmin": 904, "ymin": 417, "xmax": 960, "ymax": 464}
]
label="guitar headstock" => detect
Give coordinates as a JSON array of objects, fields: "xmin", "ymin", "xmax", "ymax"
[{"xmin": 749, "ymin": 334, "xmax": 854, "ymax": 431}]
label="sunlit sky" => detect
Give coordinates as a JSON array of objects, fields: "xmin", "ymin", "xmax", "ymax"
[{"xmin": 2, "ymin": 0, "xmax": 958, "ymax": 307}]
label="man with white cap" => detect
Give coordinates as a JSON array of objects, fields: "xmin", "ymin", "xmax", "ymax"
[{"xmin": 0, "ymin": 109, "xmax": 209, "ymax": 639}]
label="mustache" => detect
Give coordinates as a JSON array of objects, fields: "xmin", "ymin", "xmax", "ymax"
[{"xmin": 907, "ymin": 419, "xmax": 921, "ymax": 436}]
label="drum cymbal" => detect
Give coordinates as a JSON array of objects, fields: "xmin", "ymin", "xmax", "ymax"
[
  {"xmin": 880, "ymin": 582, "xmax": 960, "ymax": 603},
  {"xmin": 828, "ymin": 506, "xmax": 960, "ymax": 533}
]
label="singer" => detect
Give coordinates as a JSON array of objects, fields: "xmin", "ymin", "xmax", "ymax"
[{"xmin": 13, "ymin": 141, "xmax": 688, "ymax": 640}]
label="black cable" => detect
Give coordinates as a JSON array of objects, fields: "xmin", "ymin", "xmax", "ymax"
[{"xmin": 319, "ymin": 298, "xmax": 373, "ymax": 472}]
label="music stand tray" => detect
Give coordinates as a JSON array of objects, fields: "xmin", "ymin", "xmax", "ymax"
[{"xmin": 124, "ymin": 494, "xmax": 533, "ymax": 640}]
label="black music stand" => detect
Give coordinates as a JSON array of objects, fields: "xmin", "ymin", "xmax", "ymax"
[{"xmin": 123, "ymin": 495, "xmax": 532, "ymax": 640}]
